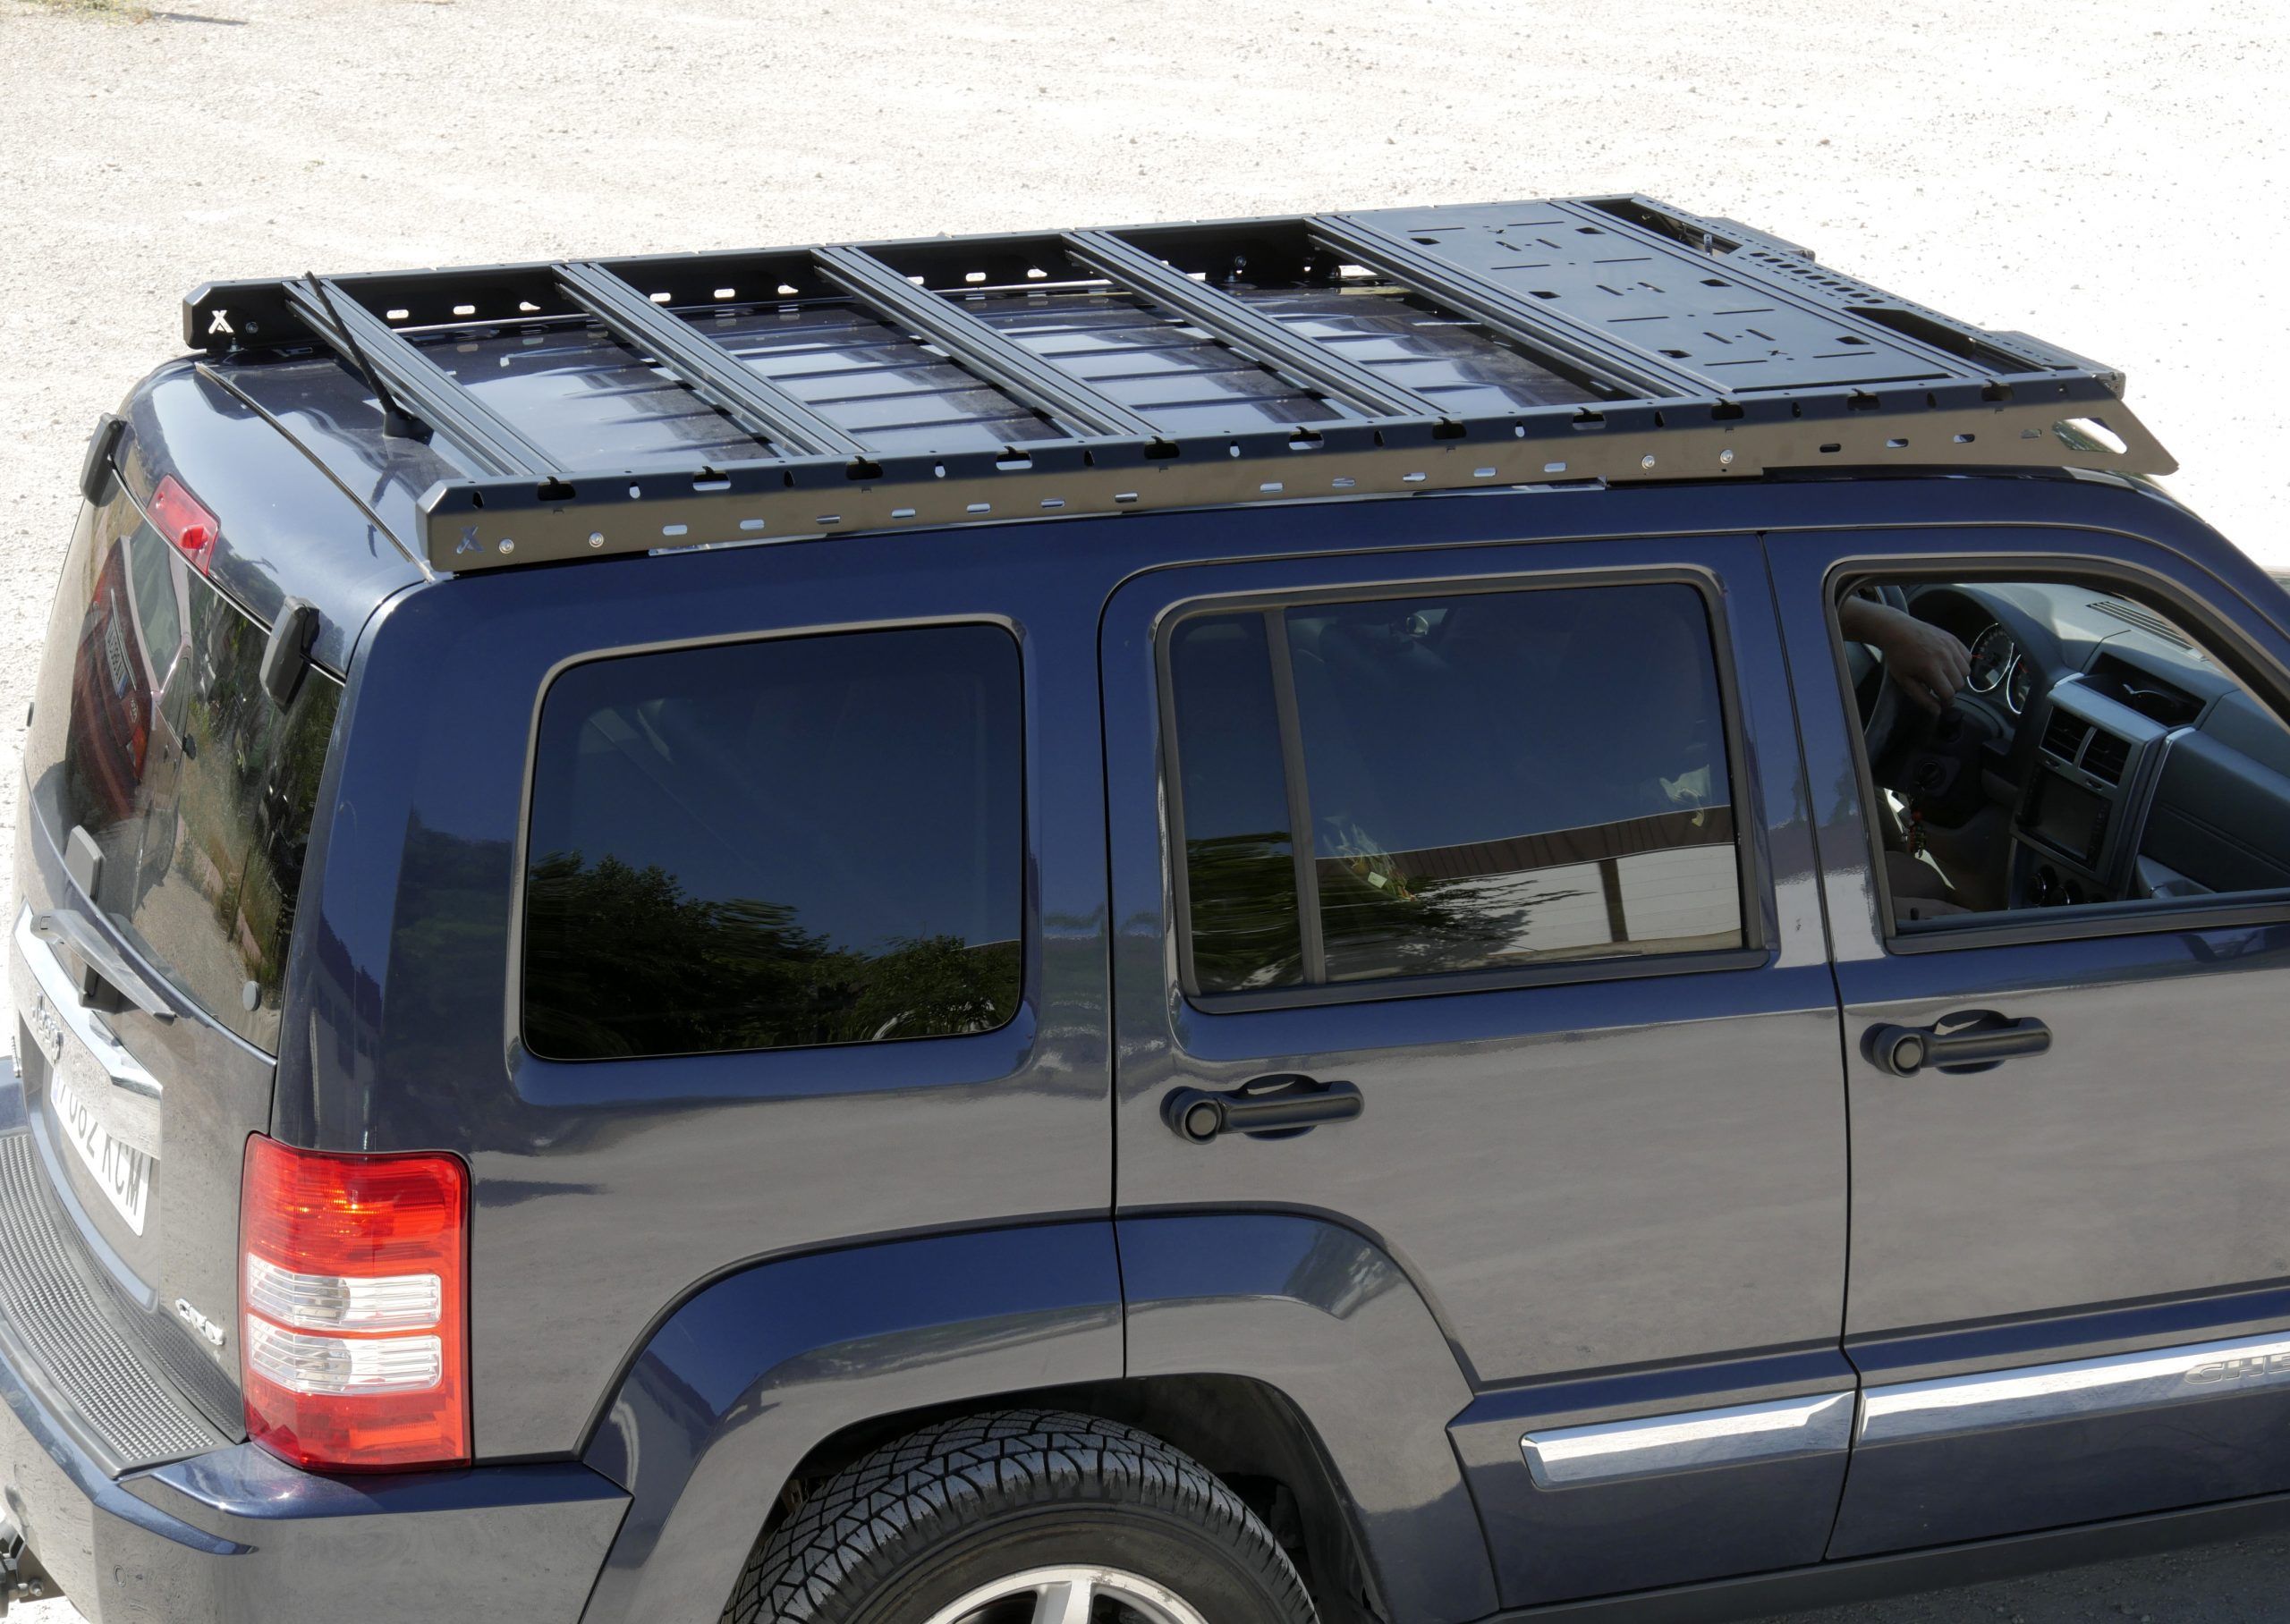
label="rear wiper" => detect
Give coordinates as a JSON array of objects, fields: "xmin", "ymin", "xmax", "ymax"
[
  {"xmin": 29, "ymin": 909, "xmax": 175, "ymax": 1023},
  {"xmin": 301, "ymin": 273, "xmax": 424, "ymax": 441}
]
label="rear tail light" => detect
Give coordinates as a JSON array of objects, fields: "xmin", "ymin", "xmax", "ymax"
[
  {"xmin": 148, "ymin": 475, "xmax": 217, "ymax": 573},
  {"xmin": 240, "ymin": 1136, "xmax": 469, "ymax": 1471}
]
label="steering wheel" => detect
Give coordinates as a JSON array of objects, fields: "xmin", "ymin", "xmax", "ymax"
[{"xmin": 1847, "ymin": 584, "xmax": 1916, "ymax": 769}]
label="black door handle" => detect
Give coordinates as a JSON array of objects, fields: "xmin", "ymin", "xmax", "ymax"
[
  {"xmin": 1867, "ymin": 1011, "xmax": 2052, "ymax": 1078},
  {"xmin": 1163, "ymin": 1074, "xmax": 1363, "ymax": 1144}
]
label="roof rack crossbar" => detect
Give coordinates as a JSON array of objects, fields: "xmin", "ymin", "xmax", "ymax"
[
  {"xmin": 1060, "ymin": 229, "xmax": 1446, "ymax": 421},
  {"xmin": 281, "ymin": 277, "xmax": 556, "ymax": 478},
  {"xmin": 811, "ymin": 245, "xmax": 1166, "ymax": 441},
  {"xmin": 1305, "ymin": 216, "xmax": 1701, "ymax": 402},
  {"xmin": 554, "ymin": 262, "xmax": 869, "ymax": 459}
]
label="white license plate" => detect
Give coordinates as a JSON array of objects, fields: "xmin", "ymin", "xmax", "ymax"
[{"xmin": 50, "ymin": 1070, "xmax": 152, "ymax": 1235}]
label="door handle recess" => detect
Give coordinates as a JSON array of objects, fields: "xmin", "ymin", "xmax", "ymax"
[
  {"xmin": 1163, "ymin": 1075, "xmax": 1362, "ymax": 1144},
  {"xmin": 1867, "ymin": 1011, "xmax": 2050, "ymax": 1078}
]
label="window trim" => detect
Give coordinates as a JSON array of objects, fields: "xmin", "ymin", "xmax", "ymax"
[
  {"xmin": 509, "ymin": 617, "xmax": 1031, "ymax": 1063},
  {"xmin": 1261, "ymin": 608, "xmax": 1331, "ymax": 987},
  {"xmin": 1156, "ymin": 567, "xmax": 1766, "ymax": 1013},
  {"xmin": 1820, "ymin": 551, "xmax": 2290, "ymax": 955}
]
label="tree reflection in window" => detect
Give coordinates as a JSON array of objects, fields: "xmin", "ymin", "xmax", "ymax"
[{"xmin": 522, "ymin": 625, "xmax": 1023, "ymax": 1060}]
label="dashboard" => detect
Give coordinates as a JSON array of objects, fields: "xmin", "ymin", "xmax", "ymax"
[{"xmin": 1879, "ymin": 582, "xmax": 2290, "ymax": 915}]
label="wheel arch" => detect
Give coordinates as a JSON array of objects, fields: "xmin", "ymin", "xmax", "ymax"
[
  {"xmin": 575, "ymin": 1221, "xmax": 1125, "ymax": 1624},
  {"xmin": 575, "ymin": 1214, "xmax": 1497, "ymax": 1624},
  {"xmin": 744, "ymin": 1374, "xmax": 1382, "ymax": 1624}
]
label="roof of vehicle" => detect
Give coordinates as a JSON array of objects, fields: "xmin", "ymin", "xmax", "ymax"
[{"xmin": 176, "ymin": 196, "xmax": 2175, "ymax": 580}]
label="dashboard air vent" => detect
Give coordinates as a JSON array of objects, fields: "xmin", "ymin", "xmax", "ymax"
[
  {"xmin": 2042, "ymin": 709, "xmax": 2090, "ymax": 763},
  {"xmin": 2082, "ymin": 729, "xmax": 2131, "ymax": 784}
]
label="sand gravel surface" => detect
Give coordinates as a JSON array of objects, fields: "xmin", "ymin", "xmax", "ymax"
[{"xmin": 2, "ymin": 2, "xmax": 2289, "ymax": 1620}]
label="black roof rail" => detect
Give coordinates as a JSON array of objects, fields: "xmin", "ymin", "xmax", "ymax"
[
  {"xmin": 810, "ymin": 245, "xmax": 1164, "ymax": 441},
  {"xmin": 280, "ymin": 276, "xmax": 556, "ymax": 478},
  {"xmin": 1060, "ymin": 229, "xmax": 1445, "ymax": 421},
  {"xmin": 554, "ymin": 262, "xmax": 869, "ymax": 459},
  {"xmin": 182, "ymin": 198, "xmax": 2177, "ymax": 576}
]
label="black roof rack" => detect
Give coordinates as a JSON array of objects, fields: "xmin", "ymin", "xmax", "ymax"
[{"xmin": 183, "ymin": 197, "xmax": 2176, "ymax": 575}]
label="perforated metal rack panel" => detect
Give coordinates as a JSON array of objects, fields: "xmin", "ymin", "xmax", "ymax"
[
  {"xmin": 1340, "ymin": 201, "xmax": 1957, "ymax": 392},
  {"xmin": 0, "ymin": 1130, "xmax": 222, "ymax": 1468}
]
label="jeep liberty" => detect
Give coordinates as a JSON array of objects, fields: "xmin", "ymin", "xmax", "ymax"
[{"xmin": 8, "ymin": 198, "xmax": 2290, "ymax": 1624}]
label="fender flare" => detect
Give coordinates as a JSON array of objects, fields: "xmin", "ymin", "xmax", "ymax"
[
  {"xmin": 1118, "ymin": 1211, "xmax": 1499, "ymax": 1624},
  {"xmin": 577, "ymin": 1221, "xmax": 1124, "ymax": 1624},
  {"xmin": 575, "ymin": 1214, "xmax": 1497, "ymax": 1624}
]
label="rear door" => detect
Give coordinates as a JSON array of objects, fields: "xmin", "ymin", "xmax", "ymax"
[
  {"xmin": 1102, "ymin": 530, "xmax": 1851, "ymax": 1607},
  {"xmin": 9, "ymin": 474, "xmax": 336, "ymax": 1446}
]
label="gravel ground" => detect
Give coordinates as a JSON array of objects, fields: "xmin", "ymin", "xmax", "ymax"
[{"xmin": 2, "ymin": 1, "xmax": 2288, "ymax": 1620}]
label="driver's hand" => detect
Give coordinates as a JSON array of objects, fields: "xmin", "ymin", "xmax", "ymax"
[{"xmin": 1840, "ymin": 599, "xmax": 1973, "ymax": 715}]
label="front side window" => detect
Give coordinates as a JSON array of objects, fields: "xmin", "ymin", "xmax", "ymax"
[
  {"xmin": 1836, "ymin": 575, "xmax": 2290, "ymax": 930},
  {"xmin": 1166, "ymin": 582, "xmax": 1745, "ymax": 996},
  {"xmin": 522, "ymin": 624, "xmax": 1024, "ymax": 1060}
]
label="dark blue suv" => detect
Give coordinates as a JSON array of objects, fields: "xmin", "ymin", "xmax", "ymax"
[{"xmin": 10, "ymin": 198, "xmax": 2290, "ymax": 1624}]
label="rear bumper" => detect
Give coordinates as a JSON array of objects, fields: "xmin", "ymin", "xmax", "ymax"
[
  {"xmin": 0, "ymin": 1365, "xmax": 627, "ymax": 1612},
  {"xmin": 0, "ymin": 1370, "xmax": 627, "ymax": 1624},
  {"xmin": 0, "ymin": 1057, "xmax": 628, "ymax": 1622}
]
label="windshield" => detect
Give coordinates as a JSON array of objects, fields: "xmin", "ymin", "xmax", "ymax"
[{"xmin": 24, "ymin": 485, "xmax": 341, "ymax": 1051}]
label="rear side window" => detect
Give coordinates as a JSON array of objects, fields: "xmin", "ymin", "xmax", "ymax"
[
  {"xmin": 521, "ymin": 625, "xmax": 1024, "ymax": 1060},
  {"xmin": 1166, "ymin": 582, "xmax": 1744, "ymax": 994},
  {"xmin": 23, "ymin": 486, "xmax": 342, "ymax": 1051}
]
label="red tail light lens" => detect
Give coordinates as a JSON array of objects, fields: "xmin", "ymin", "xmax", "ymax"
[
  {"xmin": 148, "ymin": 475, "xmax": 218, "ymax": 574},
  {"xmin": 240, "ymin": 1136, "xmax": 470, "ymax": 1472}
]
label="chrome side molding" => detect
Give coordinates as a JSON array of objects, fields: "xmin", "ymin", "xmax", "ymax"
[
  {"xmin": 1522, "ymin": 1391, "xmax": 1854, "ymax": 1489},
  {"xmin": 1858, "ymin": 1331, "xmax": 2290, "ymax": 1448},
  {"xmin": 1517, "ymin": 1328, "xmax": 2290, "ymax": 1492}
]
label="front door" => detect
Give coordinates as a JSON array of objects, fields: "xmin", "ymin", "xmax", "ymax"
[
  {"xmin": 1102, "ymin": 531, "xmax": 1850, "ymax": 1607},
  {"xmin": 1770, "ymin": 523, "xmax": 2290, "ymax": 1556}
]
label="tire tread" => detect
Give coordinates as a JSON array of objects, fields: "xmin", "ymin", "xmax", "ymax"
[{"xmin": 719, "ymin": 1408, "xmax": 1315, "ymax": 1624}]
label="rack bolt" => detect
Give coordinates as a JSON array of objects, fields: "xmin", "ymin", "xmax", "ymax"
[
  {"xmin": 1641, "ymin": 454, "xmax": 1658, "ymax": 470},
  {"xmin": 1719, "ymin": 449, "xmax": 1736, "ymax": 467},
  {"xmin": 498, "ymin": 539, "xmax": 515, "ymax": 555},
  {"xmin": 588, "ymin": 532, "xmax": 605, "ymax": 549}
]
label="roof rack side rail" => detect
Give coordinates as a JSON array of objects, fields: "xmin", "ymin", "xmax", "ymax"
[
  {"xmin": 282, "ymin": 277, "xmax": 556, "ymax": 478},
  {"xmin": 416, "ymin": 377, "xmax": 2175, "ymax": 575},
  {"xmin": 811, "ymin": 245, "xmax": 1166, "ymax": 441},
  {"xmin": 554, "ymin": 263, "xmax": 869, "ymax": 459},
  {"xmin": 1060, "ymin": 229, "xmax": 1447, "ymax": 421},
  {"xmin": 1306, "ymin": 215, "xmax": 1705, "ymax": 402}
]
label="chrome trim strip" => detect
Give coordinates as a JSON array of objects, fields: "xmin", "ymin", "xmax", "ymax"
[
  {"xmin": 1522, "ymin": 1391, "xmax": 1853, "ymax": 1489},
  {"xmin": 1858, "ymin": 1331, "xmax": 2290, "ymax": 1448},
  {"xmin": 12, "ymin": 907, "xmax": 161, "ymax": 1101}
]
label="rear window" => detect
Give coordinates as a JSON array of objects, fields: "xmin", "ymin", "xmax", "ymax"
[
  {"xmin": 520, "ymin": 624, "xmax": 1024, "ymax": 1060},
  {"xmin": 24, "ymin": 486, "xmax": 342, "ymax": 1051},
  {"xmin": 1166, "ymin": 581, "xmax": 1744, "ymax": 994}
]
